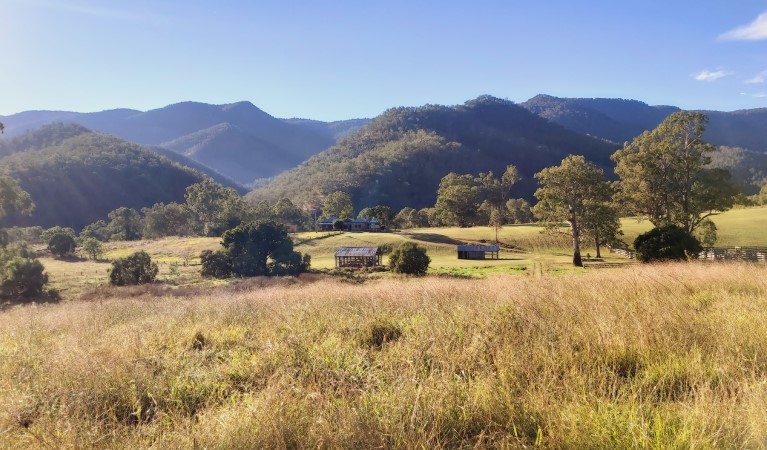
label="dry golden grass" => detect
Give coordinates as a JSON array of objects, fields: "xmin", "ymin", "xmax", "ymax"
[{"xmin": 1, "ymin": 263, "xmax": 767, "ymax": 448}]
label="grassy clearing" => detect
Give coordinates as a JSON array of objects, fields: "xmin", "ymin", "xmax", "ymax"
[
  {"xmin": 620, "ymin": 206, "xmax": 767, "ymax": 247},
  {"xmin": 1, "ymin": 263, "xmax": 766, "ymax": 448}
]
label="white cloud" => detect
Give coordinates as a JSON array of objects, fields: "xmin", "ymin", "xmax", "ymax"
[
  {"xmin": 692, "ymin": 69, "xmax": 732, "ymax": 82},
  {"xmin": 740, "ymin": 92, "xmax": 767, "ymax": 98},
  {"xmin": 720, "ymin": 12, "xmax": 767, "ymax": 41},
  {"xmin": 746, "ymin": 70, "xmax": 767, "ymax": 84}
]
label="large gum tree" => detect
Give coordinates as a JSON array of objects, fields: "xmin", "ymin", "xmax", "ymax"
[
  {"xmin": 611, "ymin": 111, "xmax": 735, "ymax": 233},
  {"xmin": 533, "ymin": 155, "xmax": 613, "ymax": 267}
]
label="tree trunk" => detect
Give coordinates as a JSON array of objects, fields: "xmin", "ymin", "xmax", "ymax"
[
  {"xmin": 570, "ymin": 217, "xmax": 583, "ymax": 267},
  {"xmin": 595, "ymin": 230, "xmax": 602, "ymax": 258}
]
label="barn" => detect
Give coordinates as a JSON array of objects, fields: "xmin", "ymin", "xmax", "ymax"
[
  {"xmin": 335, "ymin": 247, "xmax": 382, "ymax": 267},
  {"xmin": 456, "ymin": 245, "xmax": 500, "ymax": 260}
]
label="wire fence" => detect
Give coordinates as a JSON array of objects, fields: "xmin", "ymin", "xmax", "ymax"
[{"xmin": 608, "ymin": 245, "xmax": 767, "ymax": 262}]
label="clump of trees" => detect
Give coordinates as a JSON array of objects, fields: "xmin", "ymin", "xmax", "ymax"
[
  {"xmin": 109, "ymin": 251, "xmax": 158, "ymax": 286},
  {"xmin": 634, "ymin": 225, "xmax": 702, "ymax": 262},
  {"xmin": 612, "ymin": 112, "xmax": 736, "ymax": 236},
  {"xmin": 201, "ymin": 221, "xmax": 310, "ymax": 279},
  {"xmin": 0, "ymin": 176, "xmax": 49, "ymax": 301},
  {"xmin": 533, "ymin": 155, "xmax": 617, "ymax": 266},
  {"xmin": 388, "ymin": 242, "xmax": 430, "ymax": 275}
]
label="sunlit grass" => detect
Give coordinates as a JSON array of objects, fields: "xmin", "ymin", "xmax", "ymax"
[
  {"xmin": 2, "ymin": 263, "xmax": 766, "ymax": 448},
  {"xmin": 620, "ymin": 206, "xmax": 767, "ymax": 247}
]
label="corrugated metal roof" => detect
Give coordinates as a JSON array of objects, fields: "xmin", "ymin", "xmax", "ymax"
[
  {"xmin": 335, "ymin": 247, "xmax": 379, "ymax": 257},
  {"xmin": 457, "ymin": 245, "xmax": 500, "ymax": 252}
]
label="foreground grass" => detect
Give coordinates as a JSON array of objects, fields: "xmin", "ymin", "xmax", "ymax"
[{"xmin": 1, "ymin": 263, "xmax": 766, "ymax": 448}]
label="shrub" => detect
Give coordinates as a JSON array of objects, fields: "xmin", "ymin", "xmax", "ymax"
[
  {"xmin": 634, "ymin": 225, "xmax": 703, "ymax": 262},
  {"xmin": 200, "ymin": 250, "xmax": 233, "ymax": 279},
  {"xmin": 388, "ymin": 242, "xmax": 430, "ymax": 275},
  {"xmin": 109, "ymin": 251, "xmax": 158, "ymax": 286},
  {"xmin": 333, "ymin": 220, "xmax": 346, "ymax": 231},
  {"xmin": 269, "ymin": 251, "xmax": 311, "ymax": 276},
  {"xmin": 80, "ymin": 237, "xmax": 103, "ymax": 260},
  {"xmin": 0, "ymin": 256, "xmax": 48, "ymax": 299},
  {"xmin": 47, "ymin": 232, "xmax": 76, "ymax": 258}
]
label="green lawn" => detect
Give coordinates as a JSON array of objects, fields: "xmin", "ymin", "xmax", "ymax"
[{"xmin": 620, "ymin": 206, "xmax": 767, "ymax": 247}]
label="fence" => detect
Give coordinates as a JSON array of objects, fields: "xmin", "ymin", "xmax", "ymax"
[
  {"xmin": 608, "ymin": 245, "xmax": 767, "ymax": 263},
  {"xmin": 698, "ymin": 247, "xmax": 767, "ymax": 262}
]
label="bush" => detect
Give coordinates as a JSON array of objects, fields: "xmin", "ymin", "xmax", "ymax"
[
  {"xmin": 0, "ymin": 256, "xmax": 48, "ymax": 299},
  {"xmin": 388, "ymin": 242, "xmax": 430, "ymax": 275},
  {"xmin": 634, "ymin": 225, "xmax": 703, "ymax": 262},
  {"xmin": 47, "ymin": 232, "xmax": 76, "ymax": 258},
  {"xmin": 109, "ymin": 251, "xmax": 158, "ymax": 286},
  {"xmin": 269, "ymin": 251, "xmax": 311, "ymax": 276},
  {"xmin": 200, "ymin": 250, "xmax": 233, "ymax": 279},
  {"xmin": 80, "ymin": 237, "xmax": 103, "ymax": 260}
]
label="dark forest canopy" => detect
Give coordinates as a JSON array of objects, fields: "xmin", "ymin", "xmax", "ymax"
[
  {"xmin": 0, "ymin": 128, "xmax": 223, "ymax": 229},
  {"xmin": 247, "ymin": 95, "xmax": 617, "ymax": 212}
]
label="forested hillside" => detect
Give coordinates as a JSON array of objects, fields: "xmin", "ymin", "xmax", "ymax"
[
  {"xmin": 247, "ymin": 96, "xmax": 617, "ymax": 211},
  {"xmin": 0, "ymin": 101, "xmax": 357, "ymax": 185},
  {"xmin": 709, "ymin": 146, "xmax": 767, "ymax": 194},
  {"xmin": 0, "ymin": 129, "xmax": 216, "ymax": 229},
  {"xmin": 521, "ymin": 95, "xmax": 767, "ymax": 151}
]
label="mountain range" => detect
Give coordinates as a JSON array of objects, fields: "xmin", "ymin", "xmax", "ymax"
[
  {"xmin": 1, "ymin": 95, "xmax": 765, "ymax": 227},
  {"xmin": 520, "ymin": 95, "xmax": 767, "ymax": 151},
  {"xmin": 0, "ymin": 102, "xmax": 368, "ymax": 185},
  {"xmin": 246, "ymin": 96, "xmax": 618, "ymax": 211}
]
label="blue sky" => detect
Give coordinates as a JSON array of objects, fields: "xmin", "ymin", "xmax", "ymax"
[{"xmin": 2, "ymin": 0, "xmax": 766, "ymax": 120}]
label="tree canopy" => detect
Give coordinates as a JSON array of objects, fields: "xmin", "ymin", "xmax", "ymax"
[
  {"xmin": 612, "ymin": 111, "xmax": 736, "ymax": 233},
  {"xmin": 0, "ymin": 176, "xmax": 34, "ymax": 220},
  {"xmin": 533, "ymin": 155, "xmax": 613, "ymax": 267},
  {"xmin": 322, "ymin": 191, "xmax": 354, "ymax": 219}
]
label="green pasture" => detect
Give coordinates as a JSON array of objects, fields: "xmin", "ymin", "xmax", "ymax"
[
  {"xmin": 37, "ymin": 206, "xmax": 767, "ymax": 300},
  {"xmin": 620, "ymin": 206, "xmax": 767, "ymax": 247}
]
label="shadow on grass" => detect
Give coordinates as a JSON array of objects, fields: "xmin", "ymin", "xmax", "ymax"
[
  {"xmin": 0, "ymin": 289, "xmax": 61, "ymax": 311},
  {"xmin": 402, "ymin": 232, "xmax": 463, "ymax": 245}
]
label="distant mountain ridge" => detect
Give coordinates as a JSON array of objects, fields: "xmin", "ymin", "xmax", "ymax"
[
  {"xmin": 520, "ymin": 95, "xmax": 767, "ymax": 151},
  {"xmin": 247, "ymin": 96, "xmax": 617, "ymax": 211},
  {"xmin": 0, "ymin": 102, "xmax": 369, "ymax": 185}
]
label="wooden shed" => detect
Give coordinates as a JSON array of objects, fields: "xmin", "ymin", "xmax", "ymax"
[
  {"xmin": 457, "ymin": 245, "xmax": 500, "ymax": 260},
  {"xmin": 335, "ymin": 247, "xmax": 381, "ymax": 267}
]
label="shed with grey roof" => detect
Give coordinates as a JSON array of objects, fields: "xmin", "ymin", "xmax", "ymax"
[
  {"xmin": 457, "ymin": 244, "xmax": 500, "ymax": 260},
  {"xmin": 335, "ymin": 247, "xmax": 382, "ymax": 267}
]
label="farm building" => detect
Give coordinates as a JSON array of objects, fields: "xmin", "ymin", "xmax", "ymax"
[
  {"xmin": 456, "ymin": 245, "xmax": 500, "ymax": 260},
  {"xmin": 318, "ymin": 217, "xmax": 382, "ymax": 232},
  {"xmin": 335, "ymin": 247, "xmax": 382, "ymax": 267}
]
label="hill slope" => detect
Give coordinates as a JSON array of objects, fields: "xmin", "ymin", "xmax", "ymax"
[
  {"xmin": 247, "ymin": 96, "xmax": 617, "ymax": 211},
  {"xmin": 0, "ymin": 101, "xmax": 343, "ymax": 185},
  {"xmin": 521, "ymin": 95, "xmax": 767, "ymax": 151},
  {"xmin": 0, "ymin": 128, "xmax": 219, "ymax": 229}
]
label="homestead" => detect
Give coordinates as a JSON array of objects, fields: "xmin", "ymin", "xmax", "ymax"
[
  {"xmin": 334, "ymin": 246, "xmax": 382, "ymax": 267},
  {"xmin": 456, "ymin": 244, "xmax": 500, "ymax": 260},
  {"xmin": 318, "ymin": 217, "xmax": 382, "ymax": 232}
]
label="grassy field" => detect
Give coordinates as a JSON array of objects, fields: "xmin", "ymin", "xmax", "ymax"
[
  {"xmin": 33, "ymin": 206, "xmax": 767, "ymax": 301},
  {"xmin": 620, "ymin": 205, "xmax": 767, "ymax": 247},
  {"xmin": 2, "ymin": 263, "xmax": 767, "ymax": 448}
]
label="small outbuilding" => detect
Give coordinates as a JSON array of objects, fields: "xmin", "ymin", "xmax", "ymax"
[
  {"xmin": 457, "ymin": 245, "xmax": 500, "ymax": 260},
  {"xmin": 335, "ymin": 247, "xmax": 382, "ymax": 267}
]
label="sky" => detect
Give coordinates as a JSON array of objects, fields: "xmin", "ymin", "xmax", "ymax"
[{"xmin": 2, "ymin": 0, "xmax": 767, "ymax": 120}]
